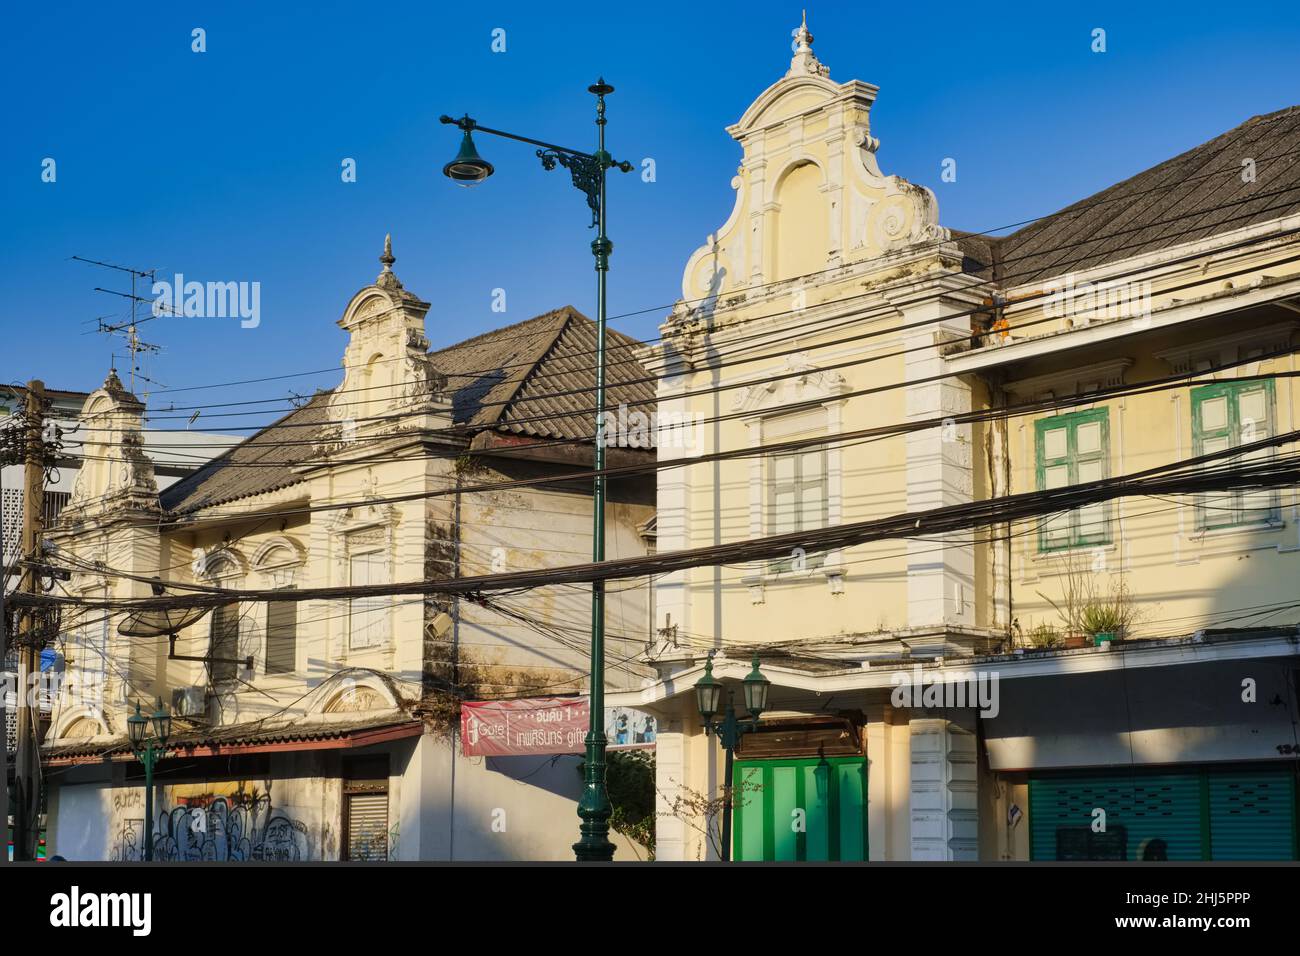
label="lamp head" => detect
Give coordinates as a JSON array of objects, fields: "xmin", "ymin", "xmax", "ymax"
[
  {"xmin": 742, "ymin": 652, "xmax": 771, "ymax": 718},
  {"xmin": 127, "ymin": 701, "xmax": 147, "ymax": 748},
  {"xmin": 151, "ymin": 697, "xmax": 172, "ymax": 746},
  {"xmin": 694, "ymin": 654, "xmax": 722, "ymax": 721},
  {"xmin": 443, "ymin": 128, "xmax": 494, "ymax": 186}
]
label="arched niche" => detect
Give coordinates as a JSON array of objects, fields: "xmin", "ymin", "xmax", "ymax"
[{"xmin": 771, "ymin": 160, "xmax": 829, "ymax": 282}]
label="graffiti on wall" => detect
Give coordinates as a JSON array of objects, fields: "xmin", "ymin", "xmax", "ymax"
[{"xmin": 113, "ymin": 785, "xmax": 311, "ymax": 862}]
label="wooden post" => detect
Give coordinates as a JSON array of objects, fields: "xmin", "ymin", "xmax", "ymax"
[{"xmin": 12, "ymin": 380, "xmax": 45, "ymax": 861}]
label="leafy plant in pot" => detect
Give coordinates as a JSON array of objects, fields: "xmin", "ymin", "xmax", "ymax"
[
  {"xmin": 1079, "ymin": 602, "xmax": 1125, "ymax": 646},
  {"xmin": 1039, "ymin": 558, "xmax": 1141, "ymax": 649}
]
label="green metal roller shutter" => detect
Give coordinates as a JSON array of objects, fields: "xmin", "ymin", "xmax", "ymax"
[
  {"xmin": 1208, "ymin": 770, "xmax": 1296, "ymax": 860},
  {"xmin": 1029, "ymin": 773, "xmax": 1204, "ymax": 860}
]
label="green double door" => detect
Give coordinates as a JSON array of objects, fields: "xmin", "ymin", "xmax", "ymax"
[
  {"xmin": 733, "ymin": 757, "xmax": 868, "ymax": 861},
  {"xmin": 1029, "ymin": 767, "xmax": 1297, "ymax": 860}
]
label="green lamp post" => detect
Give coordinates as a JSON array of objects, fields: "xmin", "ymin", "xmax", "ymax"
[
  {"xmin": 126, "ymin": 698, "xmax": 171, "ymax": 862},
  {"xmin": 440, "ymin": 81, "xmax": 633, "ymax": 862},
  {"xmin": 694, "ymin": 651, "xmax": 772, "ymax": 861}
]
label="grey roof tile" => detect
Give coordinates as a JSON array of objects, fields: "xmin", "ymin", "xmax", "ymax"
[{"xmin": 160, "ymin": 307, "xmax": 653, "ymax": 514}]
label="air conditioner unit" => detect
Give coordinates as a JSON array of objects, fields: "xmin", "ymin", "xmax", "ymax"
[{"xmin": 171, "ymin": 686, "xmax": 206, "ymax": 718}]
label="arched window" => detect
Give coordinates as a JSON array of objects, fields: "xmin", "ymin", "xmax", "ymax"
[
  {"xmin": 205, "ymin": 553, "xmax": 243, "ymax": 688},
  {"xmin": 255, "ymin": 542, "xmax": 302, "ymax": 675}
]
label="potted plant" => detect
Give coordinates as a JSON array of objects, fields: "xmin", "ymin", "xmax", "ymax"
[
  {"xmin": 1039, "ymin": 559, "xmax": 1141, "ymax": 650},
  {"xmin": 1027, "ymin": 622, "xmax": 1061, "ymax": 650},
  {"xmin": 1080, "ymin": 602, "xmax": 1124, "ymax": 646}
]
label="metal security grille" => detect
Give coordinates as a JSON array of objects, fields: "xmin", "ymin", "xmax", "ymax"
[
  {"xmin": 1030, "ymin": 769, "xmax": 1299, "ymax": 861},
  {"xmin": 42, "ymin": 490, "xmax": 70, "ymax": 527},
  {"xmin": 1209, "ymin": 771, "xmax": 1297, "ymax": 860},
  {"xmin": 345, "ymin": 792, "xmax": 389, "ymax": 861},
  {"xmin": 1, "ymin": 487, "xmax": 20, "ymax": 565},
  {"xmin": 1029, "ymin": 774, "xmax": 1203, "ymax": 860}
]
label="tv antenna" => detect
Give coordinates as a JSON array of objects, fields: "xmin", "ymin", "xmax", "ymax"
[{"xmin": 72, "ymin": 255, "xmax": 170, "ymax": 397}]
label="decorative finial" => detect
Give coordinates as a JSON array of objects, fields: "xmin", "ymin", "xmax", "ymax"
[
  {"xmin": 787, "ymin": 11, "xmax": 829, "ymax": 78},
  {"xmin": 796, "ymin": 10, "xmax": 812, "ymax": 51},
  {"xmin": 376, "ymin": 233, "xmax": 404, "ymax": 291}
]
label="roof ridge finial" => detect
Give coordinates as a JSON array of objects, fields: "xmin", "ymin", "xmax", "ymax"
[
  {"xmin": 376, "ymin": 232, "xmax": 404, "ymax": 291},
  {"xmin": 787, "ymin": 10, "xmax": 828, "ymax": 78},
  {"xmin": 797, "ymin": 10, "xmax": 811, "ymax": 50}
]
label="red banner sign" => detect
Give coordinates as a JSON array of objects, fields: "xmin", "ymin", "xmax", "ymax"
[{"xmin": 460, "ymin": 697, "xmax": 589, "ymax": 757}]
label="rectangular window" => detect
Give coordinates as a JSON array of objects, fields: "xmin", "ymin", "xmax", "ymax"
[
  {"xmin": 768, "ymin": 447, "xmax": 828, "ymax": 571},
  {"xmin": 209, "ymin": 604, "xmax": 240, "ymax": 686},
  {"xmin": 1035, "ymin": 408, "xmax": 1110, "ymax": 552},
  {"xmin": 265, "ymin": 595, "xmax": 296, "ymax": 675},
  {"xmin": 348, "ymin": 551, "xmax": 389, "ymax": 650},
  {"xmin": 1192, "ymin": 379, "xmax": 1278, "ymax": 530}
]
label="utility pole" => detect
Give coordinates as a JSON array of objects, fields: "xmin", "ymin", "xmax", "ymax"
[
  {"xmin": 12, "ymin": 380, "xmax": 46, "ymax": 861},
  {"xmin": 1, "ymin": 401, "xmax": 13, "ymax": 864}
]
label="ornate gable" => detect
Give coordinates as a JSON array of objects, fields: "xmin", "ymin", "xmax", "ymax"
[
  {"xmin": 678, "ymin": 16, "xmax": 949, "ymax": 312},
  {"xmin": 63, "ymin": 370, "xmax": 160, "ymax": 518},
  {"xmin": 328, "ymin": 235, "xmax": 451, "ymax": 439}
]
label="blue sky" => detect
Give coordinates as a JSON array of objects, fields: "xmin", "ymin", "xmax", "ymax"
[{"xmin": 2, "ymin": 1, "xmax": 1297, "ymax": 425}]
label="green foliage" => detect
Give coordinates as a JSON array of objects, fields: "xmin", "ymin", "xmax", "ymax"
[
  {"xmin": 1027, "ymin": 622, "xmax": 1061, "ymax": 648},
  {"xmin": 578, "ymin": 750, "xmax": 656, "ymax": 860},
  {"xmin": 1079, "ymin": 601, "xmax": 1124, "ymax": 635}
]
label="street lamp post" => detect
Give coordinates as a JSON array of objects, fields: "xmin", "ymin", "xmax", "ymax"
[
  {"xmin": 126, "ymin": 699, "xmax": 171, "ymax": 862},
  {"xmin": 694, "ymin": 651, "xmax": 771, "ymax": 861},
  {"xmin": 439, "ymin": 81, "xmax": 633, "ymax": 862}
]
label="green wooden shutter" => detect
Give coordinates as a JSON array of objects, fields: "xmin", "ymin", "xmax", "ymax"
[
  {"xmin": 1208, "ymin": 769, "xmax": 1296, "ymax": 860},
  {"xmin": 1191, "ymin": 379, "xmax": 1277, "ymax": 529},
  {"xmin": 1035, "ymin": 408, "xmax": 1110, "ymax": 551},
  {"xmin": 732, "ymin": 756, "xmax": 868, "ymax": 861},
  {"xmin": 1029, "ymin": 773, "xmax": 1205, "ymax": 860}
]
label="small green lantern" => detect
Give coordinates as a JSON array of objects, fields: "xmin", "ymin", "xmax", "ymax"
[
  {"xmin": 742, "ymin": 653, "xmax": 771, "ymax": 718},
  {"xmin": 443, "ymin": 126, "xmax": 494, "ymax": 184},
  {"xmin": 694, "ymin": 656, "xmax": 722, "ymax": 720}
]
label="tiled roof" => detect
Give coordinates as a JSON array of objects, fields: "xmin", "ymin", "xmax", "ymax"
[
  {"xmin": 973, "ymin": 105, "xmax": 1300, "ymax": 288},
  {"xmin": 160, "ymin": 306, "xmax": 653, "ymax": 514},
  {"xmin": 159, "ymin": 390, "xmax": 333, "ymax": 514},
  {"xmin": 43, "ymin": 714, "xmax": 422, "ymax": 764},
  {"xmin": 430, "ymin": 305, "xmax": 656, "ymax": 441}
]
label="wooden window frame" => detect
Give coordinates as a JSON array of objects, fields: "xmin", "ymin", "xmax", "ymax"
[
  {"xmin": 1191, "ymin": 379, "xmax": 1279, "ymax": 531},
  {"xmin": 1035, "ymin": 407, "xmax": 1111, "ymax": 553},
  {"xmin": 347, "ymin": 549, "xmax": 389, "ymax": 651},
  {"xmin": 767, "ymin": 446, "xmax": 829, "ymax": 573}
]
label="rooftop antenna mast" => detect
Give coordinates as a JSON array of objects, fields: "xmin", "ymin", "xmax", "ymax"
[{"xmin": 72, "ymin": 255, "xmax": 164, "ymax": 397}]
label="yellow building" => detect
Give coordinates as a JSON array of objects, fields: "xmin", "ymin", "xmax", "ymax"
[{"xmin": 619, "ymin": 18, "xmax": 1300, "ymax": 861}]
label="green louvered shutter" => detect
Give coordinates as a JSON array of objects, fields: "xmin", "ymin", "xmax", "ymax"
[
  {"xmin": 1208, "ymin": 770, "xmax": 1296, "ymax": 860},
  {"xmin": 1030, "ymin": 773, "xmax": 1205, "ymax": 860}
]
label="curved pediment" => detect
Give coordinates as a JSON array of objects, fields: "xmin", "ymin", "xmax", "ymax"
[
  {"xmin": 732, "ymin": 73, "xmax": 844, "ymax": 135},
  {"xmin": 328, "ymin": 236, "xmax": 449, "ymax": 435},
  {"xmin": 675, "ymin": 18, "xmax": 951, "ymax": 313}
]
